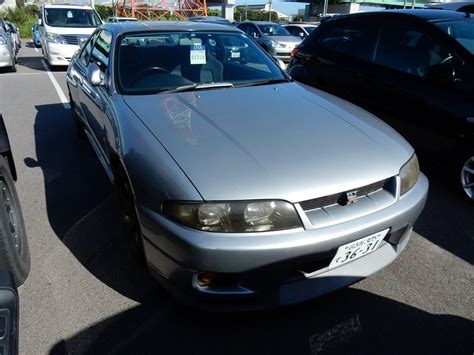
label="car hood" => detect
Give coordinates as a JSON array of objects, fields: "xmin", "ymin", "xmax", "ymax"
[
  {"xmin": 267, "ymin": 35, "xmax": 302, "ymax": 45},
  {"xmin": 123, "ymin": 83, "xmax": 413, "ymax": 202},
  {"xmin": 44, "ymin": 26, "xmax": 97, "ymax": 35}
]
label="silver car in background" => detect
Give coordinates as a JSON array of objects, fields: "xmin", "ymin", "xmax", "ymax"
[
  {"xmin": 0, "ymin": 19, "xmax": 16, "ymax": 72},
  {"xmin": 67, "ymin": 22, "xmax": 428, "ymax": 309},
  {"xmin": 237, "ymin": 21, "xmax": 301, "ymax": 63},
  {"xmin": 5, "ymin": 21, "xmax": 20, "ymax": 54}
]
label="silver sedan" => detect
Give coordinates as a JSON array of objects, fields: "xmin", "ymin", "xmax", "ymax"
[{"xmin": 66, "ymin": 22, "xmax": 428, "ymax": 310}]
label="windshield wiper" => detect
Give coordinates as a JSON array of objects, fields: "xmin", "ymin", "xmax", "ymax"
[
  {"xmin": 234, "ymin": 78, "xmax": 290, "ymax": 88},
  {"xmin": 161, "ymin": 82, "xmax": 234, "ymax": 94}
]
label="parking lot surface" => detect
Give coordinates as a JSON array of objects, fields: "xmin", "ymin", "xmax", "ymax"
[{"xmin": 0, "ymin": 43, "xmax": 472, "ymax": 354}]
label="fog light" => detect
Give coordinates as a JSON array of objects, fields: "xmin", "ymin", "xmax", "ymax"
[{"xmin": 197, "ymin": 272, "xmax": 216, "ymax": 287}]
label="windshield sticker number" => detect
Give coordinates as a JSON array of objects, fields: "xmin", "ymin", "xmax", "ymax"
[
  {"xmin": 67, "ymin": 11, "xmax": 73, "ymax": 18},
  {"xmin": 190, "ymin": 44, "xmax": 206, "ymax": 65}
]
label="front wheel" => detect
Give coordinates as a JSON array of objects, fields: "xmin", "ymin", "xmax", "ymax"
[
  {"xmin": 115, "ymin": 168, "xmax": 146, "ymax": 266},
  {"xmin": 460, "ymin": 155, "xmax": 474, "ymax": 202},
  {"xmin": 0, "ymin": 156, "xmax": 30, "ymax": 286},
  {"xmin": 9, "ymin": 59, "xmax": 16, "ymax": 73}
]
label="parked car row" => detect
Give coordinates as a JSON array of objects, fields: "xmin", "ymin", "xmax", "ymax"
[{"xmin": 288, "ymin": 10, "xmax": 473, "ymax": 202}]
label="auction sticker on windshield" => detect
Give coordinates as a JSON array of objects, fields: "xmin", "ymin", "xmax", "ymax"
[
  {"xmin": 190, "ymin": 44, "xmax": 206, "ymax": 65},
  {"xmin": 328, "ymin": 229, "xmax": 389, "ymax": 269}
]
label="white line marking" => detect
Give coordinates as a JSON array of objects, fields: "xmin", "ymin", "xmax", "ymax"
[
  {"xmin": 34, "ymin": 46, "xmax": 38, "ymax": 52},
  {"xmin": 41, "ymin": 59, "xmax": 70, "ymax": 109},
  {"xmin": 0, "ymin": 72, "xmax": 47, "ymax": 77}
]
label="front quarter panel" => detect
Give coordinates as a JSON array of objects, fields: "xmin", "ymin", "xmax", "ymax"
[{"xmin": 112, "ymin": 96, "xmax": 203, "ymax": 212}]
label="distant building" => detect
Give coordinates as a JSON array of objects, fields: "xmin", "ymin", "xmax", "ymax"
[
  {"xmin": 236, "ymin": 3, "xmax": 290, "ymax": 20},
  {"xmin": 0, "ymin": 0, "xmax": 16, "ymax": 10}
]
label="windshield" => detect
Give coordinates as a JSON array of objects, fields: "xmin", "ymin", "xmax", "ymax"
[
  {"xmin": 117, "ymin": 31, "xmax": 287, "ymax": 95},
  {"xmin": 45, "ymin": 8, "xmax": 102, "ymax": 28},
  {"xmin": 435, "ymin": 18, "xmax": 474, "ymax": 55},
  {"xmin": 257, "ymin": 24, "xmax": 291, "ymax": 36},
  {"xmin": 305, "ymin": 26, "xmax": 317, "ymax": 34}
]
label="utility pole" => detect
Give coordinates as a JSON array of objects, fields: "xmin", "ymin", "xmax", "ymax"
[
  {"xmin": 322, "ymin": 0, "xmax": 328, "ymax": 17},
  {"xmin": 268, "ymin": 0, "xmax": 272, "ymax": 21},
  {"xmin": 245, "ymin": 0, "xmax": 248, "ymax": 20}
]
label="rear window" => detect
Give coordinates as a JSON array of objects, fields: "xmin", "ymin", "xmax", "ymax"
[{"xmin": 318, "ymin": 20, "xmax": 377, "ymax": 61}]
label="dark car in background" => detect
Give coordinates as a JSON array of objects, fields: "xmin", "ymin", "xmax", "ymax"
[
  {"xmin": 237, "ymin": 21, "xmax": 301, "ymax": 63},
  {"xmin": 288, "ymin": 10, "xmax": 474, "ymax": 201}
]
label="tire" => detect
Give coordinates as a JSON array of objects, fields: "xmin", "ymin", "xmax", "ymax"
[
  {"xmin": 9, "ymin": 59, "xmax": 16, "ymax": 73},
  {"xmin": 460, "ymin": 155, "xmax": 474, "ymax": 203},
  {"xmin": 115, "ymin": 167, "xmax": 146, "ymax": 266},
  {"xmin": 0, "ymin": 156, "xmax": 30, "ymax": 286}
]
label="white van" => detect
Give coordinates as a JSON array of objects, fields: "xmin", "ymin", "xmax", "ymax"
[{"xmin": 38, "ymin": 3, "xmax": 102, "ymax": 66}]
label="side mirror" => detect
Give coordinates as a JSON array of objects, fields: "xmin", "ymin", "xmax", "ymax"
[
  {"xmin": 252, "ymin": 32, "xmax": 259, "ymax": 39},
  {"xmin": 0, "ymin": 271, "xmax": 19, "ymax": 355},
  {"xmin": 38, "ymin": 19, "xmax": 42, "ymax": 26},
  {"xmin": 298, "ymin": 32, "xmax": 305, "ymax": 38},
  {"xmin": 87, "ymin": 63, "xmax": 104, "ymax": 86}
]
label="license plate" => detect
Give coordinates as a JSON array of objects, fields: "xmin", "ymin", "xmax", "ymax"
[{"xmin": 328, "ymin": 229, "xmax": 389, "ymax": 269}]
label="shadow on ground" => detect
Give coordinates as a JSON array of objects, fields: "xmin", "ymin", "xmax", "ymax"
[
  {"xmin": 26, "ymin": 103, "xmax": 157, "ymax": 303},
  {"xmin": 49, "ymin": 287, "xmax": 473, "ymax": 354}
]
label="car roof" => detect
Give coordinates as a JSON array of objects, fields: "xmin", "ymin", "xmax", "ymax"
[
  {"xmin": 328, "ymin": 9, "xmax": 471, "ymax": 22},
  {"xmin": 43, "ymin": 3, "xmax": 94, "ymax": 9},
  {"xmin": 238, "ymin": 21, "xmax": 279, "ymax": 25},
  {"xmin": 102, "ymin": 21, "xmax": 242, "ymax": 35}
]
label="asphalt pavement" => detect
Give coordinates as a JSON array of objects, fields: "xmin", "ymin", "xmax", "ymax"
[{"xmin": 0, "ymin": 43, "xmax": 472, "ymax": 355}]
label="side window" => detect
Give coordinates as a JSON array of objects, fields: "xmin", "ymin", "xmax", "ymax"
[
  {"xmin": 374, "ymin": 23, "xmax": 451, "ymax": 78},
  {"xmin": 79, "ymin": 31, "xmax": 99, "ymax": 66},
  {"xmin": 238, "ymin": 24, "xmax": 249, "ymax": 34},
  {"xmin": 318, "ymin": 20, "xmax": 377, "ymax": 61},
  {"xmin": 285, "ymin": 26, "xmax": 297, "ymax": 36},
  {"xmin": 244, "ymin": 24, "xmax": 258, "ymax": 38},
  {"xmin": 89, "ymin": 30, "xmax": 112, "ymax": 73},
  {"xmin": 458, "ymin": 5, "xmax": 474, "ymax": 13}
]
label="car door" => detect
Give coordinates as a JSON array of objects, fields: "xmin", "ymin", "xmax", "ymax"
[
  {"xmin": 299, "ymin": 17, "xmax": 379, "ymax": 106},
  {"xmin": 78, "ymin": 29, "xmax": 113, "ymax": 163},
  {"xmin": 368, "ymin": 17, "xmax": 474, "ymax": 136},
  {"xmin": 67, "ymin": 30, "xmax": 99, "ymax": 122}
]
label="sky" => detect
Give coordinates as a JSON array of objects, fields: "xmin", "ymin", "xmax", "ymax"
[{"xmin": 235, "ymin": 0, "xmax": 308, "ymax": 16}]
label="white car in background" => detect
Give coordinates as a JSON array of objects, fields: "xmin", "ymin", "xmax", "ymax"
[{"xmin": 38, "ymin": 3, "xmax": 102, "ymax": 66}]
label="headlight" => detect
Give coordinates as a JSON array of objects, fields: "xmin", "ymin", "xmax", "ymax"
[
  {"xmin": 399, "ymin": 154, "xmax": 420, "ymax": 195},
  {"xmin": 0, "ymin": 35, "xmax": 6, "ymax": 45},
  {"xmin": 269, "ymin": 40, "xmax": 285, "ymax": 49},
  {"xmin": 163, "ymin": 200, "xmax": 302, "ymax": 232},
  {"xmin": 47, "ymin": 33, "xmax": 67, "ymax": 45}
]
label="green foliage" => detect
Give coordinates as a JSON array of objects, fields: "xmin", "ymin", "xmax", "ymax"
[
  {"xmin": 0, "ymin": 5, "xmax": 38, "ymax": 39},
  {"xmin": 234, "ymin": 9, "xmax": 281, "ymax": 22},
  {"xmin": 292, "ymin": 15, "xmax": 305, "ymax": 22},
  {"xmin": 95, "ymin": 5, "xmax": 113, "ymax": 21}
]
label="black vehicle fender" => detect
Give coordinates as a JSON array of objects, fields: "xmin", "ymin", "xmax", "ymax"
[{"xmin": 0, "ymin": 115, "xmax": 16, "ymax": 181}]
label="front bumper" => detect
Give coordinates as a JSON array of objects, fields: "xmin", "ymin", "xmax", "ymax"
[
  {"xmin": 139, "ymin": 174, "xmax": 428, "ymax": 309},
  {"xmin": 267, "ymin": 46, "xmax": 295, "ymax": 63},
  {"xmin": 44, "ymin": 42, "xmax": 79, "ymax": 66},
  {"xmin": 0, "ymin": 46, "xmax": 12, "ymax": 67}
]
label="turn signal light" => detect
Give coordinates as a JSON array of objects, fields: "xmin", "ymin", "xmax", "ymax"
[
  {"xmin": 197, "ymin": 272, "xmax": 216, "ymax": 287},
  {"xmin": 291, "ymin": 47, "xmax": 299, "ymax": 57}
]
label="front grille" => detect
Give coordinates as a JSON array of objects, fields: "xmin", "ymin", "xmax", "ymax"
[
  {"xmin": 62, "ymin": 35, "xmax": 78, "ymax": 45},
  {"xmin": 299, "ymin": 179, "xmax": 387, "ymax": 211}
]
